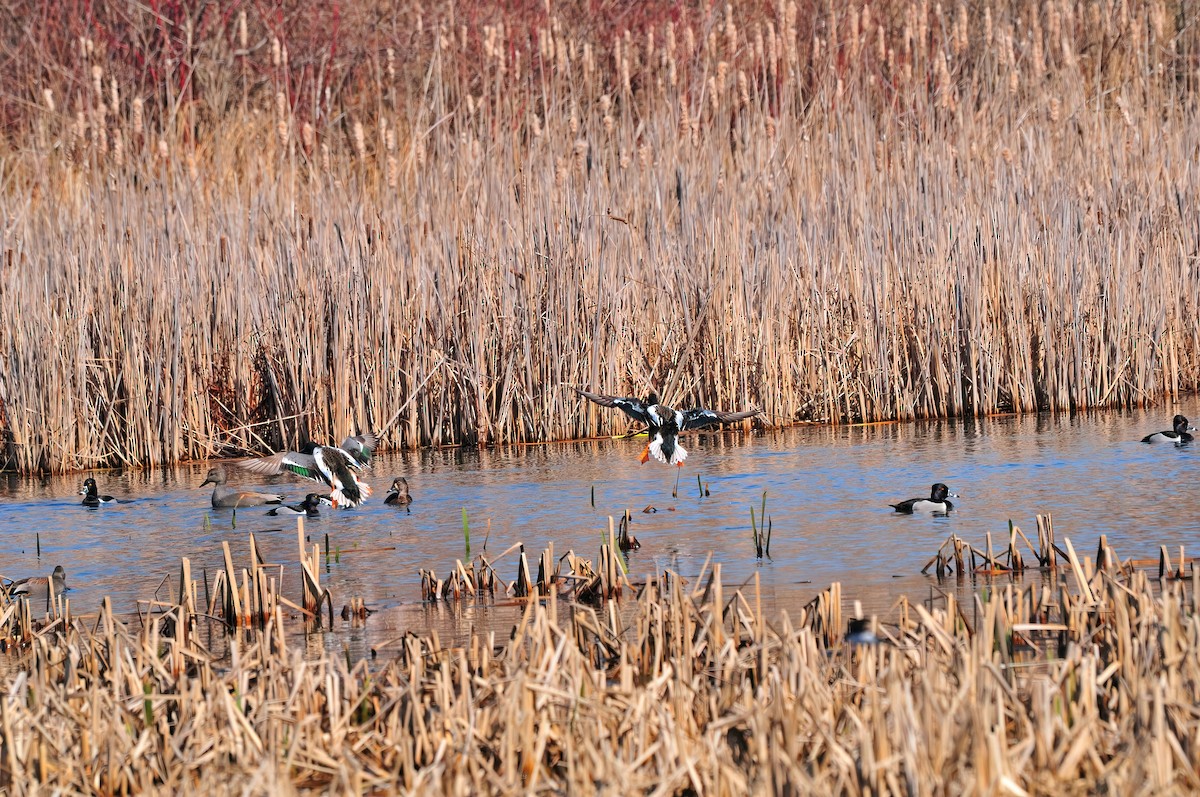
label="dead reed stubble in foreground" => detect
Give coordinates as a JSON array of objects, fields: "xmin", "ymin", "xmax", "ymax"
[
  {"xmin": 1, "ymin": 539, "xmax": 1198, "ymax": 794},
  {"xmin": 2, "ymin": 1, "xmax": 1198, "ymax": 471}
]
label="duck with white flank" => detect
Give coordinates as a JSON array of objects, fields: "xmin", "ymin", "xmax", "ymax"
[
  {"xmin": 890, "ymin": 483, "xmax": 958, "ymax": 515},
  {"xmin": 1141, "ymin": 414, "xmax": 1196, "ymax": 445},
  {"xmin": 237, "ymin": 434, "xmax": 378, "ymax": 508},
  {"xmin": 266, "ymin": 493, "xmax": 324, "ymax": 517},
  {"xmin": 384, "ymin": 477, "xmax": 412, "ymax": 507},
  {"xmin": 79, "ymin": 477, "xmax": 117, "ymax": 507},
  {"xmin": 573, "ymin": 388, "xmax": 759, "ymax": 466},
  {"xmin": 200, "ymin": 464, "xmax": 285, "ymax": 508}
]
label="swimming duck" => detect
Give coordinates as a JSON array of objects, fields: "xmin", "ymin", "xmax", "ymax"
[
  {"xmin": 266, "ymin": 493, "xmax": 323, "ymax": 517},
  {"xmin": 79, "ymin": 477, "xmax": 117, "ymax": 507},
  {"xmin": 200, "ymin": 464, "xmax": 285, "ymax": 508},
  {"xmin": 384, "ymin": 477, "xmax": 412, "ymax": 506},
  {"xmin": 1141, "ymin": 414, "xmax": 1196, "ymax": 445},
  {"xmin": 8, "ymin": 565, "xmax": 69, "ymax": 599},
  {"xmin": 890, "ymin": 483, "xmax": 957, "ymax": 514},
  {"xmin": 573, "ymin": 388, "xmax": 760, "ymax": 466},
  {"xmin": 237, "ymin": 434, "xmax": 378, "ymax": 508}
]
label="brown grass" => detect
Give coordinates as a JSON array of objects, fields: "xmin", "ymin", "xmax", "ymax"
[
  {"xmin": 1, "ymin": 1, "xmax": 1199, "ymax": 471},
  {"xmin": 2, "ymin": 531, "xmax": 1199, "ymax": 793}
]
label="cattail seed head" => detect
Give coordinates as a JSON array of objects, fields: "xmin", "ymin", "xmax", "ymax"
[
  {"xmin": 302, "ymin": 122, "xmax": 315, "ymax": 152},
  {"xmin": 724, "ymin": 4, "xmax": 738, "ymax": 57},
  {"xmin": 353, "ymin": 120, "xmax": 366, "ymax": 158},
  {"xmin": 43, "ymin": 88, "xmax": 55, "ymax": 113},
  {"xmin": 737, "ymin": 70, "xmax": 749, "ymax": 108},
  {"xmin": 157, "ymin": 137, "xmax": 169, "ymax": 160},
  {"xmin": 92, "ymin": 65, "xmax": 103, "ymax": 100},
  {"xmin": 271, "ymin": 37, "xmax": 281, "ymax": 66},
  {"xmin": 132, "ymin": 98, "xmax": 143, "ymax": 135},
  {"xmin": 237, "ymin": 11, "xmax": 247, "ymax": 50},
  {"xmin": 387, "ymin": 48, "xmax": 396, "ymax": 81}
]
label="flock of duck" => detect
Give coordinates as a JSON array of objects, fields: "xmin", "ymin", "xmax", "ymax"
[{"xmin": 6, "ymin": 387, "xmax": 1198, "ymax": 601}]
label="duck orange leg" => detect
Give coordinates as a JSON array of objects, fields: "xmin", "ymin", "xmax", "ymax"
[{"xmin": 639, "ymin": 444, "xmax": 651, "ymax": 464}]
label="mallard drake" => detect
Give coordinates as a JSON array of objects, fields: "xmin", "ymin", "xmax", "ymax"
[
  {"xmin": 266, "ymin": 493, "xmax": 324, "ymax": 517},
  {"xmin": 384, "ymin": 477, "xmax": 412, "ymax": 506},
  {"xmin": 8, "ymin": 565, "xmax": 69, "ymax": 598},
  {"xmin": 1141, "ymin": 414, "xmax": 1196, "ymax": 445},
  {"xmin": 237, "ymin": 434, "xmax": 378, "ymax": 508},
  {"xmin": 890, "ymin": 483, "xmax": 958, "ymax": 514},
  {"xmin": 574, "ymin": 388, "xmax": 759, "ymax": 466},
  {"xmin": 200, "ymin": 464, "xmax": 285, "ymax": 508},
  {"xmin": 79, "ymin": 477, "xmax": 117, "ymax": 507}
]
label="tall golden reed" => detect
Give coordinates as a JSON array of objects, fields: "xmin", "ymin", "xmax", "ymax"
[{"xmin": 0, "ymin": 1, "xmax": 1197, "ymax": 472}]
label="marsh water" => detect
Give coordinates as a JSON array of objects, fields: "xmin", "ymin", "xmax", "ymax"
[{"xmin": 3, "ymin": 399, "xmax": 1198, "ymax": 656}]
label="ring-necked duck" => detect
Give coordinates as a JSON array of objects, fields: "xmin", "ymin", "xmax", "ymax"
[
  {"xmin": 238, "ymin": 434, "xmax": 378, "ymax": 508},
  {"xmin": 384, "ymin": 477, "xmax": 412, "ymax": 506},
  {"xmin": 573, "ymin": 388, "xmax": 759, "ymax": 466},
  {"xmin": 200, "ymin": 464, "xmax": 285, "ymax": 508},
  {"xmin": 890, "ymin": 483, "xmax": 957, "ymax": 514},
  {"xmin": 79, "ymin": 477, "xmax": 117, "ymax": 507},
  {"xmin": 1141, "ymin": 414, "xmax": 1195, "ymax": 445},
  {"xmin": 266, "ymin": 493, "xmax": 324, "ymax": 517}
]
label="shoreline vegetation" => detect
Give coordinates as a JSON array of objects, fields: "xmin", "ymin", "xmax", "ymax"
[
  {"xmin": 1, "ymin": 0, "xmax": 1198, "ymax": 474},
  {"xmin": 1, "ymin": 526, "xmax": 1197, "ymax": 793}
]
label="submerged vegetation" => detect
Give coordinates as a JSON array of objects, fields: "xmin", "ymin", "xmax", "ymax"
[
  {"xmin": 2, "ymin": 0, "xmax": 1199, "ymax": 472},
  {"xmin": 2, "ymin": 530, "xmax": 1199, "ymax": 792}
]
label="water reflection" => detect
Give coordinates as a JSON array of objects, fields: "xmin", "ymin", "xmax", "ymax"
[{"xmin": 1, "ymin": 398, "xmax": 1197, "ymax": 653}]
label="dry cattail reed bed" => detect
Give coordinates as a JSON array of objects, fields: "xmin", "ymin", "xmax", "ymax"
[
  {"xmin": 2, "ymin": 527, "xmax": 1199, "ymax": 794},
  {"xmin": 1, "ymin": 0, "xmax": 1199, "ymax": 473}
]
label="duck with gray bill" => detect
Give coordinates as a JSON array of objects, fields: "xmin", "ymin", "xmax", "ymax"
[
  {"xmin": 1141, "ymin": 414, "xmax": 1196, "ymax": 445},
  {"xmin": 266, "ymin": 493, "xmax": 324, "ymax": 517},
  {"xmin": 7, "ymin": 565, "xmax": 69, "ymax": 598},
  {"xmin": 79, "ymin": 477, "xmax": 117, "ymax": 507},
  {"xmin": 890, "ymin": 483, "xmax": 958, "ymax": 514},
  {"xmin": 384, "ymin": 477, "xmax": 412, "ymax": 506},
  {"xmin": 238, "ymin": 433, "xmax": 378, "ymax": 508},
  {"xmin": 200, "ymin": 464, "xmax": 285, "ymax": 508},
  {"xmin": 573, "ymin": 387, "xmax": 759, "ymax": 466}
]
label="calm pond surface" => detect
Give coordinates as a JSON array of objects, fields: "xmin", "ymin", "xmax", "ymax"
[{"xmin": 2, "ymin": 399, "xmax": 1198, "ymax": 655}]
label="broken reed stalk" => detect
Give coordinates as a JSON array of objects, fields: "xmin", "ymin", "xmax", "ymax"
[{"xmin": 3, "ymin": 2, "xmax": 1199, "ymax": 473}]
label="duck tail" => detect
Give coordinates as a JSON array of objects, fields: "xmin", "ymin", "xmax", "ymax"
[
  {"xmin": 331, "ymin": 477, "xmax": 372, "ymax": 508},
  {"xmin": 649, "ymin": 436, "xmax": 688, "ymax": 466}
]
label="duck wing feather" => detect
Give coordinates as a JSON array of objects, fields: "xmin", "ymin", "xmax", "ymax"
[
  {"xmin": 573, "ymin": 388, "xmax": 653, "ymax": 425},
  {"xmin": 237, "ymin": 452, "xmax": 325, "ymax": 482},
  {"xmin": 680, "ymin": 407, "xmax": 759, "ymax": 430}
]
